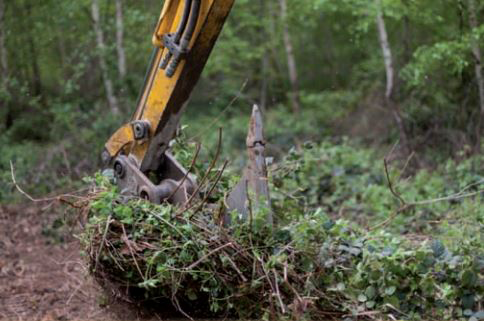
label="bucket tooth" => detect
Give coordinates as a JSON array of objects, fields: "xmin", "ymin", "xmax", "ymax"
[{"xmin": 225, "ymin": 105, "xmax": 273, "ymax": 226}]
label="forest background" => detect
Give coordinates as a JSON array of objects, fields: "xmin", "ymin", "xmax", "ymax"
[
  {"xmin": 0, "ymin": 1, "xmax": 483, "ymax": 320},
  {"xmin": 0, "ymin": 0, "xmax": 482, "ymax": 202}
]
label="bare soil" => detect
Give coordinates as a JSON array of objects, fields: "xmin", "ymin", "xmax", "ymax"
[{"xmin": 0, "ymin": 204, "xmax": 138, "ymax": 321}]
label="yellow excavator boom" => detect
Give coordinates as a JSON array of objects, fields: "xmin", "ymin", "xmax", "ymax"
[
  {"xmin": 102, "ymin": 0, "xmax": 272, "ymax": 225},
  {"xmin": 104, "ymin": 0, "xmax": 234, "ymax": 172},
  {"xmin": 102, "ymin": 0, "xmax": 234, "ymax": 205}
]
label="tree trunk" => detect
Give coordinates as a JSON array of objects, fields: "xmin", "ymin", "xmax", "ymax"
[
  {"xmin": 91, "ymin": 0, "xmax": 120, "ymax": 115},
  {"xmin": 401, "ymin": 0, "xmax": 412, "ymax": 65},
  {"xmin": 267, "ymin": 2, "xmax": 284, "ymax": 87},
  {"xmin": 375, "ymin": 0, "xmax": 410, "ymax": 153},
  {"xmin": 468, "ymin": 0, "xmax": 484, "ymax": 152},
  {"xmin": 375, "ymin": 0, "xmax": 394, "ymax": 100},
  {"xmin": 0, "ymin": 0, "xmax": 11, "ymax": 130},
  {"xmin": 24, "ymin": 1, "xmax": 42, "ymax": 98},
  {"xmin": 115, "ymin": 0, "xmax": 127, "ymax": 79},
  {"xmin": 0, "ymin": 0, "xmax": 7, "ymax": 84},
  {"xmin": 260, "ymin": 54, "xmax": 269, "ymax": 113},
  {"xmin": 259, "ymin": 0, "xmax": 268, "ymax": 113},
  {"xmin": 279, "ymin": 0, "xmax": 301, "ymax": 114}
]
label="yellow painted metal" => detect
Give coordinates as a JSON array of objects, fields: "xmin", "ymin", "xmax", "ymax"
[
  {"xmin": 104, "ymin": 124, "xmax": 135, "ymax": 158},
  {"xmin": 152, "ymin": 0, "xmax": 175, "ymax": 48},
  {"xmin": 104, "ymin": 0, "xmax": 234, "ymax": 167}
]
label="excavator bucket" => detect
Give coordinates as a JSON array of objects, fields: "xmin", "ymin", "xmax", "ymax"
[{"xmin": 225, "ymin": 105, "xmax": 273, "ymax": 226}]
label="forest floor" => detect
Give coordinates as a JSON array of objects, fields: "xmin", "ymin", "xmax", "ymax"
[{"xmin": 0, "ymin": 203, "xmax": 148, "ymax": 321}]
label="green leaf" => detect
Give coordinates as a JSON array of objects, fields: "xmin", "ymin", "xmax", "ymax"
[
  {"xmin": 385, "ymin": 295, "xmax": 400, "ymax": 308},
  {"xmin": 186, "ymin": 289, "xmax": 198, "ymax": 301},
  {"xmin": 462, "ymin": 294, "xmax": 475, "ymax": 310},
  {"xmin": 337, "ymin": 282, "xmax": 346, "ymax": 291},
  {"xmin": 385, "ymin": 286, "xmax": 396, "ymax": 296},
  {"xmin": 366, "ymin": 300, "xmax": 375, "ymax": 309},
  {"xmin": 358, "ymin": 294, "xmax": 367, "ymax": 302},
  {"xmin": 461, "ymin": 270, "xmax": 477, "ymax": 287},
  {"xmin": 431, "ymin": 240, "xmax": 445, "ymax": 258},
  {"xmin": 365, "ymin": 286, "xmax": 376, "ymax": 299}
]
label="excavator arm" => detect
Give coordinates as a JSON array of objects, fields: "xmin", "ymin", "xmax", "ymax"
[
  {"xmin": 102, "ymin": 0, "xmax": 272, "ymax": 225},
  {"xmin": 103, "ymin": 0, "xmax": 234, "ymax": 204}
]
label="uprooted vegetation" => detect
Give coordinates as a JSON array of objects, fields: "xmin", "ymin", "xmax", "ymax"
[{"xmin": 79, "ymin": 140, "xmax": 483, "ymax": 320}]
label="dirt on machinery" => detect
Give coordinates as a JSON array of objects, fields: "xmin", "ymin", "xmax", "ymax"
[{"xmin": 0, "ymin": 203, "xmax": 155, "ymax": 321}]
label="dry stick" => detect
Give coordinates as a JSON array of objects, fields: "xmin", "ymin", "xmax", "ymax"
[
  {"xmin": 456, "ymin": 178, "xmax": 484, "ymax": 194},
  {"xmin": 367, "ymin": 144, "xmax": 411, "ymax": 231},
  {"xmin": 283, "ymin": 274, "xmax": 303, "ymax": 303},
  {"xmin": 106, "ymin": 246, "xmax": 125, "ymax": 272},
  {"xmin": 256, "ymin": 256, "xmax": 277, "ymax": 307},
  {"xmin": 191, "ymin": 160, "xmax": 229, "ymax": 217},
  {"xmin": 172, "ymin": 295, "xmax": 193, "ymax": 321},
  {"xmin": 185, "ymin": 242, "xmax": 233, "ymax": 270},
  {"xmin": 94, "ymin": 214, "xmax": 112, "ymax": 272},
  {"xmin": 371, "ymin": 155, "xmax": 483, "ymax": 231},
  {"xmin": 121, "ymin": 223, "xmax": 145, "ymax": 282},
  {"xmin": 10, "ymin": 160, "xmax": 93, "ymax": 204},
  {"xmin": 59, "ymin": 197, "xmax": 84, "ymax": 209},
  {"xmin": 368, "ymin": 204, "xmax": 412, "ymax": 231},
  {"xmin": 151, "ymin": 211, "xmax": 188, "ymax": 241},
  {"xmin": 412, "ymin": 189, "xmax": 483, "ymax": 205},
  {"xmin": 384, "ymin": 157, "xmax": 406, "ymax": 206},
  {"xmin": 177, "ymin": 128, "xmax": 223, "ymax": 216},
  {"xmin": 166, "ymin": 143, "xmax": 201, "ymax": 202},
  {"xmin": 225, "ymin": 255, "xmax": 248, "ymax": 282},
  {"xmin": 10, "ymin": 160, "xmax": 63, "ymax": 202},
  {"xmin": 396, "ymin": 150, "xmax": 415, "ymax": 183},
  {"xmin": 272, "ymin": 269, "xmax": 286, "ymax": 314}
]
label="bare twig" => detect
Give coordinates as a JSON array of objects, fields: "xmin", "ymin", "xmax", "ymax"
[
  {"xmin": 191, "ymin": 159, "xmax": 229, "ymax": 217},
  {"xmin": 372, "ymin": 155, "xmax": 483, "ymax": 231},
  {"xmin": 10, "ymin": 160, "xmax": 94, "ymax": 205},
  {"xmin": 272, "ymin": 269, "xmax": 286, "ymax": 314},
  {"xmin": 94, "ymin": 214, "xmax": 112, "ymax": 272},
  {"xmin": 226, "ymin": 255, "xmax": 248, "ymax": 282},
  {"xmin": 368, "ymin": 204, "xmax": 413, "ymax": 231},
  {"xmin": 396, "ymin": 150, "xmax": 415, "ymax": 181},
  {"xmin": 121, "ymin": 223, "xmax": 145, "ymax": 282},
  {"xmin": 178, "ymin": 128, "xmax": 223, "ymax": 215},
  {"xmin": 166, "ymin": 142, "xmax": 201, "ymax": 201},
  {"xmin": 10, "ymin": 160, "xmax": 60, "ymax": 202},
  {"xmin": 185, "ymin": 242, "xmax": 233, "ymax": 270},
  {"xmin": 412, "ymin": 189, "xmax": 483, "ymax": 205},
  {"xmin": 383, "ymin": 157, "xmax": 406, "ymax": 206}
]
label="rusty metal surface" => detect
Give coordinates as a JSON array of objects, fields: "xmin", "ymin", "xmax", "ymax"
[{"xmin": 114, "ymin": 154, "xmax": 196, "ymax": 205}]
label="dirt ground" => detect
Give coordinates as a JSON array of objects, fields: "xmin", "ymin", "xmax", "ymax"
[{"xmin": 0, "ymin": 203, "xmax": 148, "ymax": 321}]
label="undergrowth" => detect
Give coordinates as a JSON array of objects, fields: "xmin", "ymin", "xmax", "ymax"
[
  {"xmin": 80, "ymin": 139, "xmax": 483, "ymax": 320},
  {"xmin": 271, "ymin": 140, "xmax": 483, "ymax": 240}
]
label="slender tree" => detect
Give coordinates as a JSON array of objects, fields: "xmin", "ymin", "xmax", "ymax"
[
  {"xmin": 467, "ymin": 0, "xmax": 484, "ymax": 152},
  {"xmin": 0, "ymin": 0, "xmax": 9, "ymax": 130},
  {"xmin": 25, "ymin": 1, "xmax": 42, "ymax": 98},
  {"xmin": 91, "ymin": 0, "xmax": 119, "ymax": 114},
  {"xmin": 375, "ymin": 0, "xmax": 394, "ymax": 100},
  {"xmin": 279, "ymin": 0, "xmax": 301, "ymax": 114},
  {"xmin": 375, "ymin": 0, "xmax": 409, "ymax": 153},
  {"xmin": 115, "ymin": 0, "xmax": 127, "ymax": 79},
  {"xmin": 0, "ymin": 0, "xmax": 7, "ymax": 84},
  {"xmin": 259, "ymin": 0, "xmax": 268, "ymax": 113}
]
